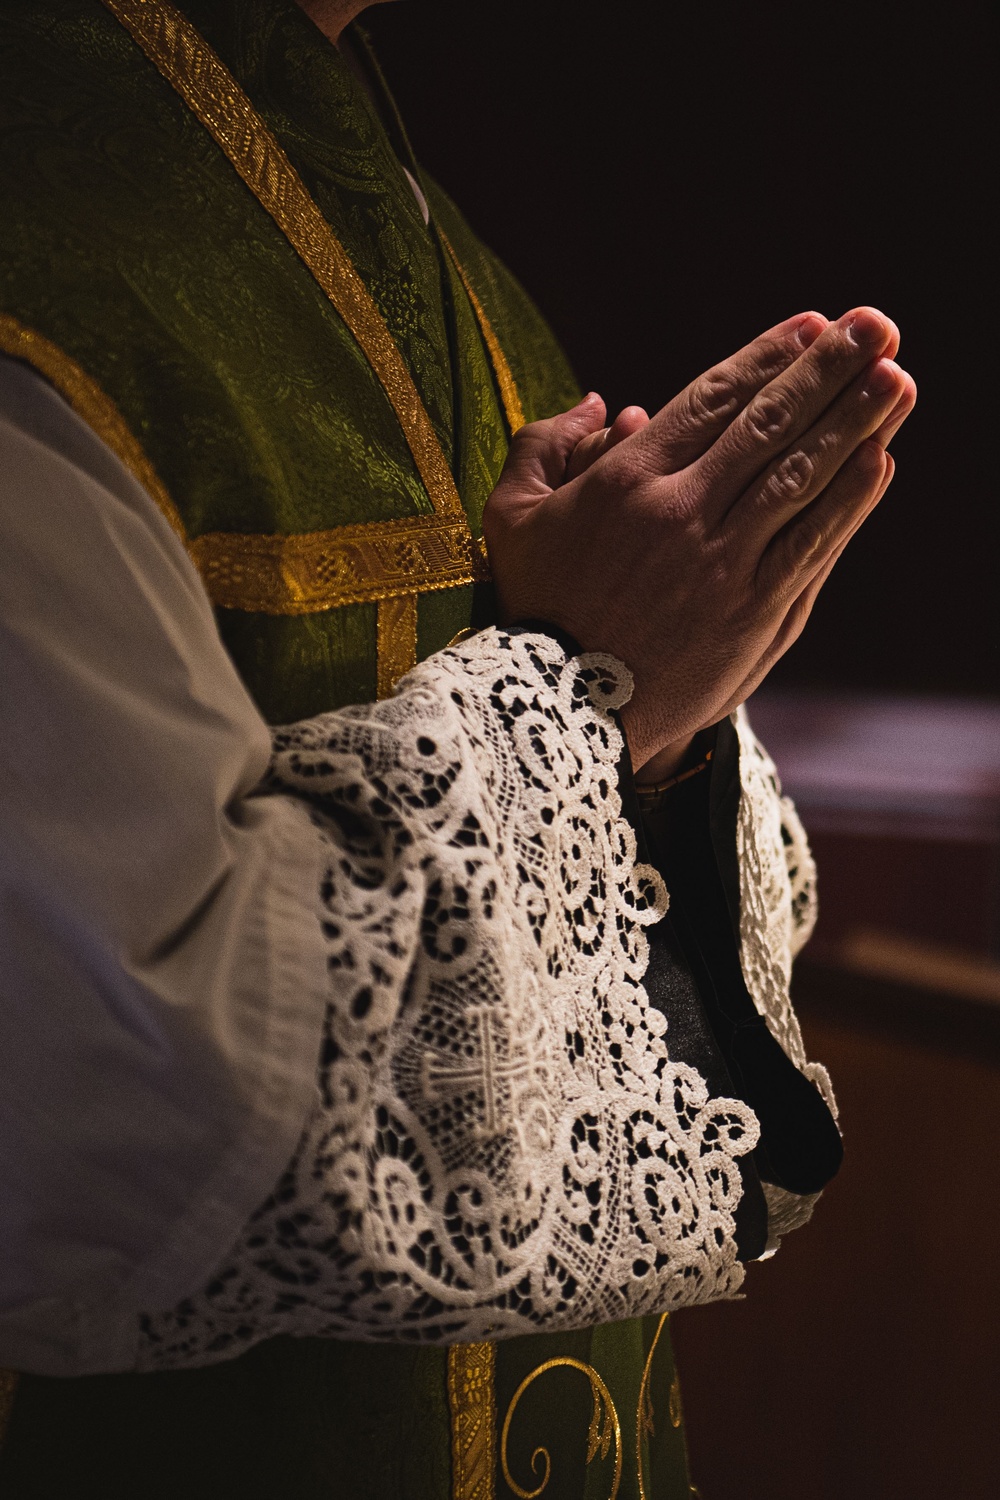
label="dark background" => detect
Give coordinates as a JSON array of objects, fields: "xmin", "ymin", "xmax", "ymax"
[{"xmin": 367, "ymin": 0, "xmax": 996, "ymax": 698}]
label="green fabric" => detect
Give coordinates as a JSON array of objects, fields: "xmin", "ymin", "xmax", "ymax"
[
  {"xmin": 0, "ymin": 3, "xmax": 696, "ymax": 1496},
  {"xmin": 1, "ymin": 1319, "xmax": 692, "ymax": 1500},
  {"xmin": 0, "ymin": 0, "xmax": 577, "ymax": 720}
]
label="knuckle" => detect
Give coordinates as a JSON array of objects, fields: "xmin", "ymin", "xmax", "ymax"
[
  {"xmin": 765, "ymin": 449, "xmax": 816, "ymax": 503},
  {"xmin": 687, "ymin": 369, "xmax": 740, "ymax": 426},
  {"xmin": 790, "ymin": 513, "xmax": 828, "ymax": 565},
  {"xmin": 744, "ymin": 388, "xmax": 797, "ymax": 443}
]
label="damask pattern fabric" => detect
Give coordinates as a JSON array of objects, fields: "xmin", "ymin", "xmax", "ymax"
[{"xmin": 0, "ymin": 0, "xmax": 581, "ymax": 723}]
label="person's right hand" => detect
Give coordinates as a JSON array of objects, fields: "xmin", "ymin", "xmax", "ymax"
[{"xmin": 482, "ymin": 308, "xmax": 915, "ymax": 773}]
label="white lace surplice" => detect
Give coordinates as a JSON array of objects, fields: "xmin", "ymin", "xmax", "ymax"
[
  {"xmin": 140, "ymin": 635, "xmax": 830, "ymax": 1368},
  {"xmin": 0, "ymin": 357, "xmax": 832, "ymax": 1377}
]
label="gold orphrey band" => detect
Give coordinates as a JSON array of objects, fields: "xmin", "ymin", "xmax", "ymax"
[
  {"xmin": 99, "ymin": 0, "xmax": 464, "ymax": 524},
  {"xmin": 97, "ymin": 0, "xmax": 523, "ymax": 688},
  {"xmin": 448, "ymin": 1342, "xmax": 496, "ymax": 1500}
]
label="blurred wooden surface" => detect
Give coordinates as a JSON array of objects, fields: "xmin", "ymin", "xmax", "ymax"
[
  {"xmin": 671, "ymin": 962, "xmax": 1000, "ymax": 1500},
  {"xmin": 747, "ymin": 690, "xmax": 1000, "ymax": 962}
]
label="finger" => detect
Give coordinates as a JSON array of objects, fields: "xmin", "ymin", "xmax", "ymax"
[
  {"xmin": 776, "ymin": 452, "xmax": 895, "ymax": 637},
  {"xmin": 607, "ymin": 404, "xmax": 651, "ymax": 446},
  {"xmin": 731, "ymin": 356, "xmax": 906, "ymax": 547},
  {"xmin": 871, "ymin": 373, "xmax": 917, "ymax": 448},
  {"xmin": 690, "ymin": 307, "xmax": 894, "ymax": 521},
  {"xmin": 625, "ymin": 310, "xmax": 829, "ymax": 477},
  {"xmin": 719, "ymin": 455, "xmax": 896, "ymax": 716},
  {"xmin": 566, "ymin": 425, "xmax": 610, "ymax": 481},
  {"xmin": 756, "ymin": 437, "xmax": 888, "ymax": 604},
  {"xmin": 769, "ymin": 458, "xmax": 893, "ymax": 651},
  {"xmin": 497, "ymin": 392, "xmax": 608, "ymax": 500},
  {"xmin": 565, "ymin": 405, "xmax": 650, "ymax": 481},
  {"xmin": 881, "ymin": 317, "xmax": 901, "ymax": 361}
]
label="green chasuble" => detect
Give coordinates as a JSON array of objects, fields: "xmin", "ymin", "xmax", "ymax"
[{"xmin": 0, "ymin": 1, "xmax": 697, "ymax": 1495}]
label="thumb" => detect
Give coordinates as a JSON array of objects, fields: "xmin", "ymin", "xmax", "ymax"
[{"xmin": 500, "ymin": 392, "xmax": 607, "ymax": 495}]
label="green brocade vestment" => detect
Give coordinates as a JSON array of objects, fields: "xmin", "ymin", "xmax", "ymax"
[{"xmin": 0, "ymin": 1, "xmax": 696, "ymax": 1495}]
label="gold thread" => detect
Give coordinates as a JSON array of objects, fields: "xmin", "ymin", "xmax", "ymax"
[
  {"xmin": 0, "ymin": 314, "xmax": 491, "ymax": 613},
  {"xmin": 0, "ymin": 314, "xmax": 186, "ymax": 542},
  {"xmin": 448, "ymin": 1342, "xmax": 496, "ymax": 1500},
  {"xmin": 376, "ymin": 592, "xmax": 418, "ymax": 698},
  {"xmin": 10, "ymin": 6, "xmax": 501, "ymax": 645},
  {"xmin": 190, "ymin": 516, "xmax": 489, "ymax": 614},
  {"xmin": 100, "ymin": 0, "xmax": 463, "ymax": 522},
  {"xmin": 0, "ymin": 1368, "xmax": 18, "ymax": 1451},
  {"xmin": 500, "ymin": 1357, "xmax": 622, "ymax": 1500},
  {"xmin": 439, "ymin": 232, "xmax": 525, "ymax": 436},
  {"xmin": 636, "ymin": 1313, "xmax": 669, "ymax": 1500}
]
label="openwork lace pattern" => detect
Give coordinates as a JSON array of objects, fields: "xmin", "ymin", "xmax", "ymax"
[
  {"xmin": 734, "ymin": 708, "xmax": 835, "ymax": 1121},
  {"xmin": 761, "ymin": 1183, "xmax": 823, "ymax": 1255},
  {"xmin": 138, "ymin": 630, "xmax": 760, "ymax": 1369}
]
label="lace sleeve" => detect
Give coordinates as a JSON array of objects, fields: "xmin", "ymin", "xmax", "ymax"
[
  {"xmin": 733, "ymin": 707, "xmax": 829, "ymax": 1101},
  {"xmin": 734, "ymin": 708, "xmax": 837, "ymax": 1251},
  {"xmin": 781, "ymin": 796, "xmax": 818, "ymax": 959},
  {"xmin": 137, "ymin": 628, "xmax": 760, "ymax": 1370}
]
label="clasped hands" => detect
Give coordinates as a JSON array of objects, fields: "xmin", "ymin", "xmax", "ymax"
[{"xmin": 482, "ymin": 308, "xmax": 916, "ymax": 780}]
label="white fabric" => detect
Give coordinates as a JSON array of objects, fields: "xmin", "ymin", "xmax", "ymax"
[
  {"xmin": 735, "ymin": 714, "xmax": 835, "ymax": 1118},
  {"xmin": 0, "ymin": 356, "xmax": 829, "ymax": 1378},
  {"xmin": 138, "ymin": 631, "xmax": 763, "ymax": 1369},
  {"xmin": 0, "ymin": 360, "xmax": 331, "ymax": 1375}
]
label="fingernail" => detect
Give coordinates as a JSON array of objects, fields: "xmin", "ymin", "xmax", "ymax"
[
  {"xmin": 846, "ymin": 308, "xmax": 887, "ymax": 348},
  {"xmin": 865, "ymin": 359, "xmax": 900, "ymax": 397},
  {"xmin": 794, "ymin": 314, "xmax": 825, "ymax": 349}
]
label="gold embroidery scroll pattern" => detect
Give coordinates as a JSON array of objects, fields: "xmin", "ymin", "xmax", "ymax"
[
  {"xmin": 636, "ymin": 1312, "xmax": 669, "ymax": 1500},
  {"xmin": 448, "ymin": 1341, "xmax": 497, "ymax": 1500},
  {"xmin": 501, "ymin": 1357, "xmax": 622, "ymax": 1500},
  {"xmin": 100, "ymin": 0, "xmax": 464, "ymax": 524},
  {"xmin": 0, "ymin": 313, "xmax": 186, "ymax": 544},
  {"xmin": 439, "ymin": 233, "xmax": 526, "ymax": 437}
]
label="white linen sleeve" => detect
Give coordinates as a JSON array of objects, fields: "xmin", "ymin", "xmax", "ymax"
[{"xmin": 0, "ymin": 359, "xmax": 332, "ymax": 1376}]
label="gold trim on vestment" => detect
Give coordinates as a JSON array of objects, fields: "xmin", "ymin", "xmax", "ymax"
[
  {"xmin": 95, "ymin": 0, "xmax": 516, "ymax": 683},
  {"xmin": 636, "ymin": 1313, "xmax": 668, "ymax": 1500},
  {"xmin": 448, "ymin": 1342, "xmax": 496, "ymax": 1500},
  {"xmin": 376, "ymin": 592, "xmax": 418, "ymax": 697},
  {"xmin": 439, "ymin": 233, "xmax": 525, "ymax": 436},
  {"xmin": 0, "ymin": 312, "xmax": 492, "ymax": 615},
  {"xmin": 501, "ymin": 1357, "xmax": 622, "ymax": 1500},
  {"xmin": 190, "ymin": 517, "xmax": 489, "ymax": 615},
  {"xmin": 100, "ymin": 0, "xmax": 465, "ymax": 525},
  {"xmin": 0, "ymin": 314, "xmax": 186, "ymax": 543}
]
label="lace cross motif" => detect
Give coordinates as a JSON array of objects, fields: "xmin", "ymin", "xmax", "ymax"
[{"xmin": 421, "ymin": 1004, "xmax": 552, "ymax": 1149}]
